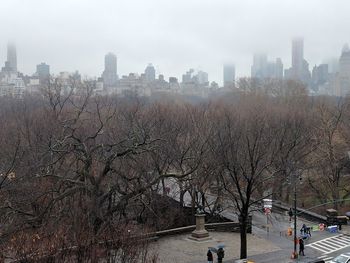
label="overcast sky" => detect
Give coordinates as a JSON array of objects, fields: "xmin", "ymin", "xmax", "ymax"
[{"xmin": 1, "ymin": 0, "xmax": 349, "ymax": 84}]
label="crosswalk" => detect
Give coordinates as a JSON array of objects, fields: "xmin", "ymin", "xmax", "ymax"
[
  {"xmin": 316, "ymin": 254, "xmax": 335, "ymax": 262},
  {"xmin": 306, "ymin": 234, "xmax": 350, "ymax": 262},
  {"xmin": 306, "ymin": 234, "xmax": 350, "ymax": 254}
]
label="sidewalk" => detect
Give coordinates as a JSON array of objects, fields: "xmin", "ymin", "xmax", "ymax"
[
  {"xmin": 150, "ymin": 212, "xmax": 348, "ymax": 262},
  {"xmin": 150, "ymin": 231, "xmax": 280, "ymax": 263},
  {"xmin": 248, "ymin": 226, "xmax": 320, "ymax": 263},
  {"xmin": 339, "ymin": 224, "xmax": 350, "ymax": 235}
]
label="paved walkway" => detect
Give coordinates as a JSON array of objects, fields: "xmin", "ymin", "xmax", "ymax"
[
  {"xmin": 150, "ymin": 211, "xmax": 347, "ymax": 262},
  {"xmin": 150, "ymin": 231, "xmax": 280, "ymax": 263}
]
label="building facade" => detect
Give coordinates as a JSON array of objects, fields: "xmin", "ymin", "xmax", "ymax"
[
  {"xmin": 292, "ymin": 38, "xmax": 304, "ymax": 79},
  {"xmin": 144, "ymin": 63, "xmax": 156, "ymax": 82},
  {"xmin": 36, "ymin": 62, "xmax": 50, "ymax": 84},
  {"xmin": 223, "ymin": 64, "xmax": 235, "ymax": 87},
  {"xmin": 102, "ymin": 52, "xmax": 118, "ymax": 87},
  {"xmin": 7, "ymin": 42, "xmax": 17, "ymax": 72},
  {"xmin": 251, "ymin": 53, "xmax": 268, "ymax": 79},
  {"xmin": 335, "ymin": 44, "xmax": 350, "ymax": 96}
]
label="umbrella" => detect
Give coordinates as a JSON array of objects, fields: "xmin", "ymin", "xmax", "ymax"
[
  {"xmin": 217, "ymin": 244, "xmax": 225, "ymax": 248},
  {"xmin": 208, "ymin": 247, "xmax": 217, "ymax": 253}
]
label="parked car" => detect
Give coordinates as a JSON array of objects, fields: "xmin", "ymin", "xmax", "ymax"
[{"xmin": 330, "ymin": 252, "xmax": 350, "ymax": 263}]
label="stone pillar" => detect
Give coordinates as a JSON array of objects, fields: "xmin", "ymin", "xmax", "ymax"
[{"xmin": 189, "ymin": 214, "xmax": 211, "ymax": 241}]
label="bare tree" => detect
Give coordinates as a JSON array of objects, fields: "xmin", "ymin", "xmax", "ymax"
[
  {"xmin": 307, "ymin": 98, "xmax": 350, "ymax": 208},
  {"xmin": 208, "ymin": 97, "xmax": 279, "ymax": 259}
]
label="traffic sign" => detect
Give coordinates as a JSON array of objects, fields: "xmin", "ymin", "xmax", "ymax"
[{"xmin": 263, "ymin": 199, "xmax": 272, "ymax": 208}]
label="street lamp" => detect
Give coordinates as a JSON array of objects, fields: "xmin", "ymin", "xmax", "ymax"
[
  {"xmin": 290, "ymin": 168, "xmax": 303, "ymax": 259},
  {"xmin": 293, "ymin": 170, "xmax": 298, "ymax": 259}
]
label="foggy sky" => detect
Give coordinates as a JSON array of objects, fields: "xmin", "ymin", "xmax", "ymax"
[{"xmin": 1, "ymin": 0, "xmax": 350, "ymax": 84}]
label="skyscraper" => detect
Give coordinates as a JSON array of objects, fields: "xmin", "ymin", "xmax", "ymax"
[
  {"xmin": 7, "ymin": 42, "xmax": 17, "ymax": 72},
  {"xmin": 102, "ymin": 52, "xmax": 118, "ymax": 87},
  {"xmin": 311, "ymin": 64, "xmax": 328, "ymax": 89},
  {"xmin": 275, "ymin": 58, "xmax": 284, "ymax": 79},
  {"xmin": 196, "ymin": 71, "xmax": 209, "ymax": 85},
  {"xmin": 336, "ymin": 44, "xmax": 350, "ymax": 96},
  {"xmin": 287, "ymin": 37, "xmax": 311, "ymax": 86},
  {"xmin": 36, "ymin": 62, "xmax": 50, "ymax": 83},
  {"xmin": 223, "ymin": 64, "xmax": 235, "ymax": 87},
  {"xmin": 292, "ymin": 38, "xmax": 304, "ymax": 79},
  {"xmin": 251, "ymin": 53, "xmax": 268, "ymax": 79},
  {"xmin": 145, "ymin": 63, "xmax": 156, "ymax": 81}
]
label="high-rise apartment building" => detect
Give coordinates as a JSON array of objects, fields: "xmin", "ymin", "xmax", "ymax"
[
  {"xmin": 251, "ymin": 55, "xmax": 282, "ymax": 80},
  {"xmin": 144, "ymin": 63, "xmax": 156, "ymax": 81},
  {"xmin": 335, "ymin": 44, "xmax": 350, "ymax": 96},
  {"xmin": 275, "ymin": 58, "xmax": 284, "ymax": 79},
  {"xmin": 196, "ymin": 71, "xmax": 209, "ymax": 85},
  {"xmin": 286, "ymin": 37, "xmax": 311, "ymax": 86},
  {"xmin": 251, "ymin": 53, "xmax": 268, "ymax": 79},
  {"xmin": 223, "ymin": 64, "xmax": 235, "ymax": 87},
  {"xmin": 7, "ymin": 42, "xmax": 17, "ymax": 72},
  {"xmin": 292, "ymin": 38, "xmax": 304, "ymax": 79},
  {"xmin": 102, "ymin": 52, "xmax": 118, "ymax": 87},
  {"xmin": 36, "ymin": 63, "xmax": 50, "ymax": 83},
  {"xmin": 311, "ymin": 64, "xmax": 328, "ymax": 87},
  {"xmin": 182, "ymin": 69, "xmax": 194, "ymax": 83}
]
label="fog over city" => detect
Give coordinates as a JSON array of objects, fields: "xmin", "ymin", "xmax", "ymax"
[
  {"xmin": 3, "ymin": 1, "xmax": 350, "ymax": 262},
  {"xmin": 1, "ymin": 0, "xmax": 350, "ymax": 84}
]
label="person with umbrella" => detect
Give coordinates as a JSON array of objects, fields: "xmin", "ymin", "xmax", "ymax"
[
  {"xmin": 207, "ymin": 249, "xmax": 213, "ymax": 263},
  {"xmin": 217, "ymin": 244, "xmax": 225, "ymax": 263}
]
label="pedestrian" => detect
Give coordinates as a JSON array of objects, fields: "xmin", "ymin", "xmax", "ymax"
[
  {"xmin": 306, "ymin": 226, "xmax": 311, "ymax": 237},
  {"xmin": 207, "ymin": 249, "xmax": 213, "ymax": 263},
  {"xmin": 217, "ymin": 247, "xmax": 225, "ymax": 263},
  {"xmin": 288, "ymin": 208, "xmax": 293, "ymax": 222},
  {"xmin": 300, "ymin": 223, "xmax": 307, "ymax": 235},
  {"xmin": 299, "ymin": 238, "xmax": 305, "ymax": 256}
]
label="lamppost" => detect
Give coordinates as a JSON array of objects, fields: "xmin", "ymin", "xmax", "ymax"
[
  {"xmin": 290, "ymin": 167, "xmax": 303, "ymax": 259},
  {"xmin": 293, "ymin": 170, "xmax": 298, "ymax": 259}
]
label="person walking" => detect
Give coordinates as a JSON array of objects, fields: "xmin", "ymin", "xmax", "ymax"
[
  {"xmin": 217, "ymin": 247, "xmax": 225, "ymax": 263},
  {"xmin": 306, "ymin": 226, "xmax": 311, "ymax": 237},
  {"xmin": 288, "ymin": 208, "xmax": 293, "ymax": 222},
  {"xmin": 299, "ymin": 237, "xmax": 305, "ymax": 256},
  {"xmin": 207, "ymin": 249, "xmax": 213, "ymax": 263}
]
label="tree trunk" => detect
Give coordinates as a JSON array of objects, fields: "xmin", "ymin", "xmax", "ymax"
[
  {"xmin": 179, "ymin": 190, "xmax": 185, "ymax": 208},
  {"xmin": 161, "ymin": 178, "xmax": 166, "ymax": 195},
  {"xmin": 239, "ymin": 214, "xmax": 248, "ymax": 259}
]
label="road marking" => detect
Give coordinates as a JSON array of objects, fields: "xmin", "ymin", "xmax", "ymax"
[
  {"xmin": 318, "ymin": 254, "xmax": 334, "ymax": 262},
  {"xmin": 306, "ymin": 234, "xmax": 350, "ymax": 254}
]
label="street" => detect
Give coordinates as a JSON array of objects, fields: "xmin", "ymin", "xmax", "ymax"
[
  {"xmin": 251, "ymin": 208, "xmax": 350, "ymax": 262},
  {"xmin": 163, "ymin": 178, "xmax": 350, "ymax": 262}
]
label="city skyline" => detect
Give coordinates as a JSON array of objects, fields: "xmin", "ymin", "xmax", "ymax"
[
  {"xmin": 1, "ymin": 0, "xmax": 350, "ymax": 85},
  {"xmin": 0, "ymin": 38, "xmax": 347, "ymax": 85}
]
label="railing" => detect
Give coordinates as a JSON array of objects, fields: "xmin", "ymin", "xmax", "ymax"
[{"xmin": 272, "ymin": 200, "xmax": 327, "ymax": 223}]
